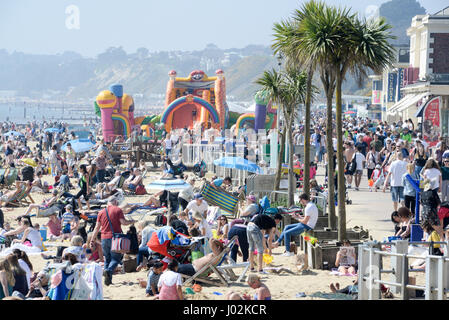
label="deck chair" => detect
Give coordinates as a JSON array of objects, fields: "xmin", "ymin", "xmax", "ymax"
[
  {"xmin": 216, "ymin": 256, "xmax": 251, "ymax": 283},
  {"xmin": 182, "ymin": 236, "xmax": 238, "ymax": 287},
  {"xmin": 201, "ymin": 183, "xmax": 239, "ymax": 217},
  {"xmin": 3, "ymin": 184, "xmax": 34, "ymax": 207}
]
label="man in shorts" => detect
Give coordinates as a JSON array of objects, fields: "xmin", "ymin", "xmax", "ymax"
[
  {"xmin": 246, "ymin": 213, "xmax": 282, "ymax": 273},
  {"xmin": 353, "ymin": 146, "xmax": 366, "ymax": 191}
]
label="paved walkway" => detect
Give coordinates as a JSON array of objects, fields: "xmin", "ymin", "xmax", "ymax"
[{"xmin": 315, "ymin": 164, "xmax": 395, "ymax": 241}]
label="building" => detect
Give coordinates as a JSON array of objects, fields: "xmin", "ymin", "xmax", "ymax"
[{"xmin": 384, "ymin": 6, "xmax": 449, "ymax": 146}]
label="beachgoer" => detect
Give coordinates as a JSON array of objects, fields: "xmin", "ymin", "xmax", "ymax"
[{"xmin": 157, "ymin": 260, "xmax": 183, "ymax": 300}]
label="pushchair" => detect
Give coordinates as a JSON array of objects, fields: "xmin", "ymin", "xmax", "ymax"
[
  {"xmin": 334, "ymin": 173, "xmax": 352, "ymax": 205},
  {"xmin": 147, "ymin": 226, "xmax": 199, "ymax": 264},
  {"xmin": 193, "ymin": 160, "xmax": 207, "ymax": 178}
]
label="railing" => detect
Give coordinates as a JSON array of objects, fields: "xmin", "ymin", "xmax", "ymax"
[{"xmin": 358, "ymin": 240, "xmax": 449, "ymax": 300}]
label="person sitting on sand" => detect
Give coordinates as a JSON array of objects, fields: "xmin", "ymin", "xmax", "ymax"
[
  {"xmin": 177, "ymin": 238, "xmax": 224, "ymax": 277},
  {"xmin": 30, "ymin": 171, "xmax": 49, "ymax": 194},
  {"xmin": 44, "ymin": 213, "xmax": 62, "ymax": 240},
  {"xmin": 136, "ymin": 221, "xmax": 156, "ymax": 272},
  {"xmin": 146, "ymin": 261, "xmax": 164, "ymax": 297},
  {"xmin": 123, "ymin": 168, "xmax": 143, "ymax": 193},
  {"xmin": 60, "ymin": 204, "xmax": 79, "ymax": 241},
  {"xmin": 86, "ymin": 232, "xmax": 103, "ymax": 263},
  {"xmin": 10, "ymin": 219, "xmax": 43, "ymax": 251},
  {"xmin": 184, "ymin": 194, "xmax": 209, "ymax": 219},
  {"xmin": 12, "ymin": 270, "xmax": 50, "ymax": 300},
  {"xmin": 157, "ymin": 260, "xmax": 184, "ymax": 300},
  {"xmin": 329, "ymin": 278, "xmax": 358, "ymax": 297},
  {"xmin": 225, "ymin": 274, "xmax": 272, "ymax": 300},
  {"xmin": 62, "ymin": 235, "xmax": 87, "ymax": 263},
  {"xmin": 24, "ymin": 189, "xmax": 59, "ymax": 217},
  {"xmin": 335, "ymin": 240, "xmax": 357, "ymax": 275}
]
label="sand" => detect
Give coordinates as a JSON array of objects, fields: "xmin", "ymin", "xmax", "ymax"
[{"xmin": 1, "ymin": 151, "xmax": 426, "ymax": 300}]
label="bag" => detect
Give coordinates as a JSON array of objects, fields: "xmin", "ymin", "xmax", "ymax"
[
  {"xmin": 347, "ymin": 154, "xmax": 357, "ymax": 174},
  {"xmin": 105, "ymin": 207, "xmax": 131, "ymax": 254},
  {"xmin": 263, "ymin": 207, "xmax": 279, "ymax": 216},
  {"xmin": 135, "ymin": 185, "xmax": 147, "ymax": 195},
  {"xmin": 122, "ymin": 254, "xmax": 137, "ymax": 273},
  {"xmin": 259, "ymin": 196, "xmax": 270, "ymax": 211},
  {"xmin": 155, "ymin": 214, "xmax": 167, "ymax": 227}
]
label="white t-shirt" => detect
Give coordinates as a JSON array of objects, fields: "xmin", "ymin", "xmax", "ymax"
[
  {"xmin": 388, "ymin": 160, "xmax": 408, "ymax": 187},
  {"xmin": 158, "ymin": 270, "xmax": 182, "ymax": 288},
  {"xmin": 186, "ymin": 200, "xmax": 209, "ymax": 215},
  {"xmin": 355, "ymin": 152, "xmax": 366, "ymax": 171},
  {"xmin": 423, "ymin": 168, "xmax": 442, "ymax": 189},
  {"xmin": 164, "ymin": 139, "xmax": 172, "ymax": 149},
  {"xmin": 198, "ymin": 219, "xmax": 213, "ymax": 239},
  {"xmin": 304, "ymin": 202, "xmax": 318, "ymax": 229}
]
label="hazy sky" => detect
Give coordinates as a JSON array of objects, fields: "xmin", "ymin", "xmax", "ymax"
[{"xmin": 0, "ymin": 0, "xmax": 447, "ymax": 57}]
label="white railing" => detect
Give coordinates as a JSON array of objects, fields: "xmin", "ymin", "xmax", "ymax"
[{"xmin": 358, "ymin": 240, "xmax": 449, "ymax": 300}]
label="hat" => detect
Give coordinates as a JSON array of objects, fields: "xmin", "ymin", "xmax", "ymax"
[
  {"xmin": 375, "ymin": 164, "xmax": 381, "ymax": 169},
  {"xmin": 194, "ymin": 193, "xmax": 203, "ymax": 200},
  {"xmin": 246, "ymin": 195, "xmax": 256, "ymax": 202}
]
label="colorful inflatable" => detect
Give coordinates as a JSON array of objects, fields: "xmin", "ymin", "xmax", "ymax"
[
  {"xmin": 234, "ymin": 90, "xmax": 277, "ymax": 135},
  {"xmin": 161, "ymin": 70, "xmax": 228, "ymax": 132},
  {"xmin": 95, "ymin": 84, "xmax": 136, "ymax": 142}
]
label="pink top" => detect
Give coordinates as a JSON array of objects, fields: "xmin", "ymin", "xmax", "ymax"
[{"xmin": 47, "ymin": 218, "xmax": 62, "ymax": 237}]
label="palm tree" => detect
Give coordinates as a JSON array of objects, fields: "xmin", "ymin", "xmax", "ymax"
[
  {"xmin": 332, "ymin": 15, "xmax": 395, "ymax": 240},
  {"xmin": 272, "ymin": 0, "xmax": 342, "ymax": 229},
  {"xmin": 256, "ymin": 69, "xmax": 309, "ymax": 206}
]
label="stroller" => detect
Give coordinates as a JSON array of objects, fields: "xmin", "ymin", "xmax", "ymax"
[
  {"xmin": 163, "ymin": 157, "xmax": 187, "ymax": 178},
  {"xmin": 193, "ymin": 160, "xmax": 207, "ymax": 178},
  {"xmin": 147, "ymin": 226, "xmax": 199, "ymax": 264},
  {"xmin": 103, "ymin": 166, "xmax": 116, "ymax": 182}
]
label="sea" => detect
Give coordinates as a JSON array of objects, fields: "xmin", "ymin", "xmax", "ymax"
[{"xmin": 0, "ymin": 103, "xmax": 95, "ymax": 124}]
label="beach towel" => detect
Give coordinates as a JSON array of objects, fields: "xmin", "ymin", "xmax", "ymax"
[
  {"xmin": 309, "ymin": 291, "xmax": 355, "ymax": 300},
  {"xmin": 82, "ymin": 263, "xmax": 103, "ymax": 300},
  {"xmin": 201, "ymin": 183, "xmax": 239, "ymax": 215},
  {"xmin": 0, "ymin": 243, "xmax": 42, "ymax": 257}
]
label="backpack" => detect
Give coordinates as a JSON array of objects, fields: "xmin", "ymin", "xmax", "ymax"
[
  {"xmin": 155, "ymin": 214, "xmax": 167, "ymax": 227},
  {"xmin": 259, "ymin": 196, "xmax": 270, "ymax": 211},
  {"xmin": 135, "ymin": 185, "xmax": 147, "ymax": 195},
  {"xmin": 22, "ymin": 165, "xmax": 34, "ymax": 182}
]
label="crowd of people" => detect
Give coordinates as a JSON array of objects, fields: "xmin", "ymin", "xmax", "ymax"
[{"xmin": 0, "ymin": 114, "xmax": 447, "ymax": 301}]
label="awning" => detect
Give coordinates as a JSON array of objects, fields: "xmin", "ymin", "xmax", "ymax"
[
  {"xmin": 389, "ymin": 92, "xmax": 429, "ymax": 114},
  {"xmin": 397, "ymin": 92, "xmax": 429, "ymax": 113}
]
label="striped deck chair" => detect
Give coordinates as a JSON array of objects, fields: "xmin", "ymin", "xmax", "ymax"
[
  {"xmin": 6, "ymin": 184, "xmax": 34, "ymax": 207},
  {"xmin": 181, "ymin": 236, "xmax": 238, "ymax": 287},
  {"xmin": 200, "ymin": 183, "xmax": 239, "ymax": 217}
]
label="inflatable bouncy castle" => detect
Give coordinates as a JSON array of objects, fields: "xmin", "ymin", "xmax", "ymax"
[
  {"xmin": 234, "ymin": 90, "xmax": 277, "ymax": 135},
  {"xmin": 161, "ymin": 70, "xmax": 228, "ymax": 132},
  {"xmin": 95, "ymin": 84, "xmax": 136, "ymax": 142}
]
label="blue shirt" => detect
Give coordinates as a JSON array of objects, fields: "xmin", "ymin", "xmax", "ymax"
[{"xmin": 213, "ymin": 178, "xmax": 224, "ymax": 187}]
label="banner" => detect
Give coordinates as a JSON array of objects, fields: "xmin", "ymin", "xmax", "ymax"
[
  {"xmin": 422, "ymin": 96, "xmax": 441, "ymax": 148},
  {"xmin": 397, "ymin": 68, "xmax": 405, "ymax": 101},
  {"xmin": 387, "ymin": 73, "xmax": 397, "ymax": 103},
  {"xmin": 372, "ymin": 90, "xmax": 381, "ymax": 104}
]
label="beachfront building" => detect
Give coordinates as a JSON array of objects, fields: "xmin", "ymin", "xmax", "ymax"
[{"xmin": 385, "ymin": 6, "xmax": 449, "ymax": 147}]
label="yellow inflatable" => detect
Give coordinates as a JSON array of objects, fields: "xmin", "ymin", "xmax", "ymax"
[{"xmin": 21, "ymin": 158, "xmax": 38, "ymax": 167}]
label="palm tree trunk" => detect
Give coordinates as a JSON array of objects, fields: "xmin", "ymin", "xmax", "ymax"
[
  {"xmin": 274, "ymin": 128, "xmax": 286, "ymax": 191},
  {"xmin": 287, "ymin": 116, "xmax": 295, "ymax": 206},
  {"xmin": 326, "ymin": 93, "xmax": 336, "ymax": 230},
  {"xmin": 336, "ymin": 72, "xmax": 346, "ymax": 241},
  {"xmin": 303, "ymin": 68, "xmax": 313, "ymax": 196}
]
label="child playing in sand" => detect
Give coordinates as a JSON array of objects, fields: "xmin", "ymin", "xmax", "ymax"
[
  {"xmin": 225, "ymin": 274, "xmax": 271, "ymax": 300},
  {"xmin": 146, "ymin": 261, "xmax": 164, "ymax": 297}
]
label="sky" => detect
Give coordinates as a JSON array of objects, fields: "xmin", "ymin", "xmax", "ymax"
[{"xmin": 0, "ymin": 0, "xmax": 447, "ymax": 57}]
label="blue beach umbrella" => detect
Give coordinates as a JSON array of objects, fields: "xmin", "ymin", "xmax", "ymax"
[
  {"xmin": 3, "ymin": 131, "xmax": 24, "ymax": 137},
  {"xmin": 62, "ymin": 139, "xmax": 95, "ymax": 153},
  {"xmin": 213, "ymin": 156, "xmax": 262, "ymax": 173}
]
